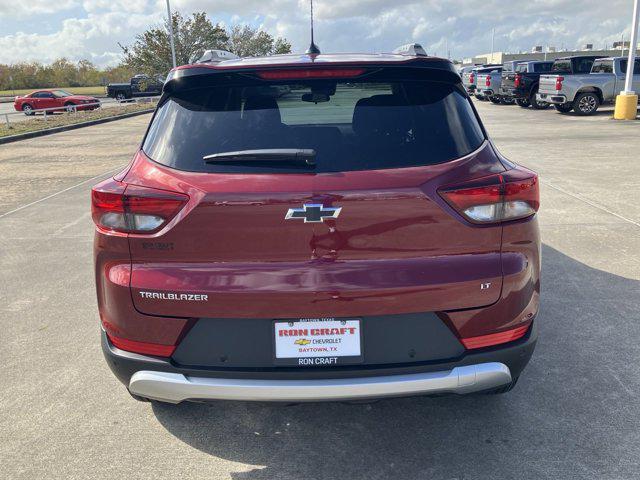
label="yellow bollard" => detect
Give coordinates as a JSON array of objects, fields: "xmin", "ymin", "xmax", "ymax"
[{"xmin": 613, "ymin": 93, "xmax": 639, "ymax": 120}]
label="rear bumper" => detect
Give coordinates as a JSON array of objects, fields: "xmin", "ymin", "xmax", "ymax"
[
  {"xmin": 500, "ymin": 87, "xmax": 525, "ymax": 99},
  {"xmin": 129, "ymin": 363, "xmax": 512, "ymax": 403},
  {"xmin": 536, "ymin": 93, "xmax": 567, "ymax": 104},
  {"xmin": 101, "ymin": 321, "xmax": 537, "ymax": 403}
]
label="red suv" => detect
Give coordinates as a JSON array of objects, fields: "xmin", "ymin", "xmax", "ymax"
[{"xmin": 92, "ymin": 48, "xmax": 540, "ymax": 404}]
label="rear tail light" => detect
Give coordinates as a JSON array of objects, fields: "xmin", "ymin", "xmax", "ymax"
[
  {"xmin": 438, "ymin": 171, "xmax": 539, "ymax": 224},
  {"xmin": 461, "ymin": 323, "xmax": 530, "ymax": 349},
  {"xmin": 485, "ymin": 76, "xmax": 491, "ymax": 87},
  {"xmin": 514, "ymin": 73, "xmax": 522, "ymax": 88},
  {"xmin": 257, "ymin": 68, "xmax": 366, "ymax": 80},
  {"xmin": 91, "ymin": 179, "xmax": 189, "ymax": 234},
  {"xmin": 107, "ymin": 332, "xmax": 176, "ymax": 357},
  {"xmin": 469, "ymin": 73, "xmax": 475, "ymax": 83},
  {"xmin": 555, "ymin": 76, "xmax": 564, "ymax": 91}
]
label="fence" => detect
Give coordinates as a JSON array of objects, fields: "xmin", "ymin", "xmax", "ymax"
[{"xmin": 2, "ymin": 96, "xmax": 158, "ymax": 130}]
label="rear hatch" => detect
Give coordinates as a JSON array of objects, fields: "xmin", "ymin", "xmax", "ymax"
[{"xmin": 125, "ymin": 66, "xmax": 505, "ymax": 319}]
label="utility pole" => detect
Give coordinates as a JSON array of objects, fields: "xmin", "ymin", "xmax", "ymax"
[
  {"xmin": 166, "ymin": 0, "xmax": 177, "ymax": 69},
  {"xmin": 614, "ymin": 0, "xmax": 640, "ymax": 120},
  {"xmin": 490, "ymin": 28, "xmax": 495, "ymax": 62}
]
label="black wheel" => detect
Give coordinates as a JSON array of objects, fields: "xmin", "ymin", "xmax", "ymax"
[
  {"xmin": 64, "ymin": 102, "xmax": 76, "ymax": 113},
  {"xmin": 22, "ymin": 103, "xmax": 34, "ymax": 116},
  {"xmin": 573, "ymin": 92, "xmax": 600, "ymax": 116},
  {"xmin": 489, "ymin": 96, "xmax": 501, "ymax": 104},
  {"xmin": 115, "ymin": 92, "xmax": 127, "ymax": 101},
  {"xmin": 530, "ymin": 86, "xmax": 550, "ymax": 110},
  {"xmin": 486, "ymin": 376, "xmax": 519, "ymax": 395},
  {"xmin": 516, "ymin": 98, "xmax": 530, "ymax": 108},
  {"xmin": 554, "ymin": 103, "xmax": 573, "ymax": 113}
]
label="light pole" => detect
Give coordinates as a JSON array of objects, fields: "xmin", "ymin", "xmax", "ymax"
[
  {"xmin": 166, "ymin": 0, "xmax": 177, "ymax": 69},
  {"xmin": 614, "ymin": 0, "xmax": 639, "ymax": 120}
]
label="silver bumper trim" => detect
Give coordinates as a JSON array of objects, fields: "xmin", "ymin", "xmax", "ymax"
[{"xmin": 128, "ymin": 362, "xmax": 512, "ymax": 403}]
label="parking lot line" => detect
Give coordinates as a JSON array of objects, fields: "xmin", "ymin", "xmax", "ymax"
[
  {"xmin": 543, "ymin": 180, "xmax": 640, "ymax": 228},
  {"xmin": 0, "ymin": 167, "xmax": 120, "ymax": 220}
]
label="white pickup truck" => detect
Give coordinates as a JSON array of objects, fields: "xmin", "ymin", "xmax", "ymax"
[{"xmin": 537, "ymin": 57, "xmax": 640, "ymax": 115}]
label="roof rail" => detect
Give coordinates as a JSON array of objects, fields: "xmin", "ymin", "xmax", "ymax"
[
  {"xmin": 192, "ymin": 49, "xmax": 239, "ymax": 64},
  {"xmin": 392, "ymin": 43, "xmax": 428, "ymax": 57}
]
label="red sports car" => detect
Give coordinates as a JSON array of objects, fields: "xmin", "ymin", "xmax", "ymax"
[{"xmin": 14, "ymin": 89, "xmax": 100, "ymax": 115}]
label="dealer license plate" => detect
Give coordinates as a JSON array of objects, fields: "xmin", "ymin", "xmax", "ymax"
[{"xmin": 273, "ymin": 318, "xmax": 363, "ymax": 366}]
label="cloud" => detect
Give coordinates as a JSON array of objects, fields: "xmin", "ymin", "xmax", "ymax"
[
  {"xmin": 0, "ymin": 0, "xmax": 636, "ymax": 66},
  {"xmin": 0, "ymin": 0, "xmax": 79, "ymax": 17},
  {"xmin": 0, "ymin": 11, "xmax": 164, "ymax": 66}
]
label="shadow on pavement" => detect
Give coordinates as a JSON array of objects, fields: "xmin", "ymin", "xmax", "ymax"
[{"xmin": 152, "ymin": 244, "xmax": 640, "ymax": 479}]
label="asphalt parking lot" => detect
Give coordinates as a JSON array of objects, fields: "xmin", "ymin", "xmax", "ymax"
[{"xmin": 1, "ymin": 102, "xmax": 639, "ymax": 479}]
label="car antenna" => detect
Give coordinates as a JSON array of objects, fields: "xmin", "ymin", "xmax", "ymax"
[{"xmin": 306, "ymin": 0, "xmax": 321, "ymax": 55}]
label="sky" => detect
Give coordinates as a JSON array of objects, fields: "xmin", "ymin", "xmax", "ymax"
[{"xmin": 0, "ymin": 0, "xmax": 636, "ymax": 66}]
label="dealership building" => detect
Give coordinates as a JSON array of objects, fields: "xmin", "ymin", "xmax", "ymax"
[{"xmin": 464, "ymin": 44, "xmax": 640, "ymax": 66}]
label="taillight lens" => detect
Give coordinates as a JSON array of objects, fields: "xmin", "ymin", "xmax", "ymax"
[
  {"xmin": 107, "ymin": 332, "xmax": 176, "ymax": 357},
  {"xmin": 439, "ymin": 171, "xmax": 539, "ymax": 224},
  {"xmin": 91, "ymin": 179, "xmax": 189, "ymax": 234},
  {"xmin": 514, "ymin": 74, "xmax": 522, "ymax": 88},
  {"xmin": 257, "ymin": 68, "xmax": 366, "ymax": 80},
  {"xmin": 469, "ymin": 73, "xmax": 475, "ymax": 83},
  {"xmin": 461, "ymin": 323, "xmax": 530, "ymax": 349},
  {"xmin": 555, "ymin": 76, "xmax": 564, "ymax": 91},
  {"xmin": 485, "ymin": 76, "xmax": 491, "ymax": 87}
]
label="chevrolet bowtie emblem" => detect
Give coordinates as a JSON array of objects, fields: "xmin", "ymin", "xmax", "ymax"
[{"xmin": 285, "ymin": 204, "xmax": 342, "ymax": 223}]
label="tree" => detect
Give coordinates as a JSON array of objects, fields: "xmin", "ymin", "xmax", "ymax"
[
  {"xmin": 227, "ymin": 25, "xmax": 292, "ymax": 57},
  {"xmin": 120, "ymin": 12, "xmax": 292, "ymax": 76},
  {"xmin": 121, "ymin": 12, "xmax": 228, "ymax": 76}
]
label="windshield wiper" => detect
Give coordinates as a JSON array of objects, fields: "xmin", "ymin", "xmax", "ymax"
[{"xmin": 203, "ymin": 149, "xmax": 316, "ymax": 167}]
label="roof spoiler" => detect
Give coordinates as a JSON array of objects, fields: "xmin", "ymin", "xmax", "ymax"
[
  {"xmin": 392, "ymin": 43, "xmax": 428, "ymax": 57},
  {"xmin": 190, "ymin": 49, "xmax": 239, "ymax": 64}
]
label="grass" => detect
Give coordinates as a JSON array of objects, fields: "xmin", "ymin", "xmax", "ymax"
[
  {"xmin": 0, "ymin": 101, "xmax": 156, "ymax": 138},
  {"xmin": 0, "ymin": 86, "xmax": 106, "ymax": 98}
]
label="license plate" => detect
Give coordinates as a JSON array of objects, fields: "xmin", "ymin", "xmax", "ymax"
[{"xmin": 273, "ymin": 318, "xmax": 363, "ymax": 366}]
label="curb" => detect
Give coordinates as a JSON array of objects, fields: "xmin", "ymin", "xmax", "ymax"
[{"xmin": 0, "ymin": 108, "xmax": 154, "ymax": 145}]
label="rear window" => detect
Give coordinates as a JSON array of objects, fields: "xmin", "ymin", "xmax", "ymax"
[
  {"xmin": 143, "ymin": 79, "xmax": 485, "ymax": 174},
  {"xmin": 551, "ymin": 60, "xmax": 572, "ymax": 73},
  {"xmin": 516, "ymin": 64, "xmax": 529, "ymax": 73},
  {"xmin": 575, "ymin": 58, "xmax": 596, "ymax": 73},
  {"xmin": 502, "ymin": 62, "xmax": 516, "ymax": 72},
  {"xmin": 533, "ymin": 62, "xmax": 552, "ymax": 73}
]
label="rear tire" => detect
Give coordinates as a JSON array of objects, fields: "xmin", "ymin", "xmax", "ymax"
[
  {"xmin": 516, "ymin": 98, "xmax": 530, "ymax": 108},
  {"xmin": 22, "ymin": 103, "xmax": 34, "ymax": 116},
  {"xmin": 554, "ymin": 103, "xmax": 573, "ymax": 114},
  {"xmin": 573, "ymin": 92, "xmax": 600, "ymax": 116},
  {"xmin": 486, "ymin": 376, "xmax": 519, "ymax": 395},
  {"xmin": 115, "ymin": 92, "xmax": 127, "ymax": 101}
]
